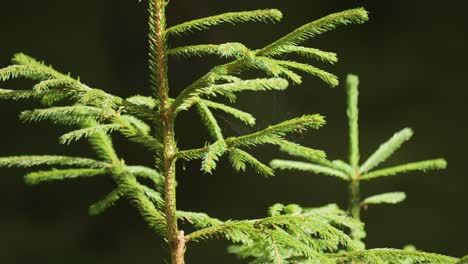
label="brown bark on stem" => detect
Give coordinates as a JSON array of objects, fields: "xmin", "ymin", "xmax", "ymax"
[{"xmin": 150, "ymin": 0, "xmax": 186, "ymax": 263}]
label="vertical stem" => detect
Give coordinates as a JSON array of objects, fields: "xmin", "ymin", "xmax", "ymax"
[
  {"xmin": 346, "ymin": 74, "xmax": 361, "ymax": 220},
  {"xmin": 149, "ymin": 0, "xmax": 186, "ymax": 263},
  {"xmin": 347, "ymin": 74, "xmax": 360, "ymax": 170},
  {"xmin": 348, "ymin": 172, "xmax": 363, "ymax": 241},
  {"xmin": 346, "ymin": 74, "xmax": 363, "ymax": 241},
  {"xmin": 348, "ymin": 178, "xmax": 361, "ymax": 220}
]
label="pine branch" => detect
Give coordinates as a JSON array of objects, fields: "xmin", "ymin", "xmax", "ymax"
[
  {"xmin": 114, "ymin": 173, "xmax": 167, "ymax": 236},
  {"xmin": 0, "ymin": 89, "xmax": 39, "ymax": 100},
  {"xmin": 168, "ymin": 43, "xmax": 251, "ymax": 60},
  {"xmin": 175, "ymin": 147, "xmax": 207, "ymax": 162},
  {"xmin": 40, "ymin": 90, "xmax": 71, "ymax": 106},
  {"xmin": 258, "ymin": 8, "xmax": 368, "ymax": 56},
  {"xmin": 125, "ymin": 95, "xmax": 159, "ymax": 110},
  {"xmin": 331, "ymin": 159, "xmax": 354, "ymax": 175},
  {"xmin": 197, "ymin": 98, "xmax": 255, "ymax": 126},
  {"xmin": 19, "ymin": 106, "xmax": 106, "ymax": 126},
  {"xmin": 125, "ymin": 165, "xmax": 164, "ymax": 187},
  {"xmin": 12, "ymin": 53, "xmax": 75, "ymax": 80},
  {"xmin": 177, "ymin": 115, "xmax": 325, "ymax": 162},
  {"xmin": 0, "ymin": 54, "xmax": 87, "ymax": 96},
  {"xmin": 192, "ymin": 207, "xmax": 361, "ymax": 262},
  {"xmin": 83, "ymin": 120, "xmax": 120, "ymax": 164},
  {"xmin": 226, "ymin": 114, "xmax": 325, "ymax": 148},
  {"xmin": 177, "ymin": 211, "xmax": 223, "ymax": 229},
  {"xmin": 268, "ymin": 45, "xmax": 338, "ymax": 64},
  {"xmin": 277, "ymin": 139, "xmax": 327, "ymax": 162},
  {"xmin": 33, "ymin": 79, "xmax": 77, "ymax": 92},
  {"xmin": 273, "ymin": 59, "xmax": 339, "ymax": 87},
  {"xmin": 59, "ymin": 124, "xmax": 121, "ymax": 145},
  {"xmin": 166, "ymin": 9, "xmax": 283, "ymax": 36},
  {"xmin": 201, "ymin": 140, "xmax": 228, "ymax": 174},
  {"xmin": 270, "ymin": 159, "xmax": 348, "ymax": 180},
  {"xmin": 0, "ymin": 155, "xmax": 107, "ymax": 168},
  {"xmin": 173, "ymin": 78, "xmax": 289, "ymax": 112},
  {"xmin": 90, "ymin": 177, "xmax": 165, "ymax": 217},
  {"xmin": 361, "ymin": 159, "xmax": 447, "ymax": 180},
  {"xmin": 228, "ymin": 148, "xmax": 274, "ymax": 177},
  {"xmin": 200, "ymin": 78, "xmax": 289, "ymax": 97},
  {"xmin": 118, "ymin": 115, "xmax": 151, "ymax": 135},
  {"xmin": 25, "ymin": 168, "xmax": 107, "ymax": 185},
  {"xmin": 0, "ymin": 65, "xmax": 54, "ymax": 82},
  {"xmin": 2, "ymin": 54, "xmax": 158, "ymax": 130},
  {"xmin": 246, "ymin": 56, "xmax": 303, "ymax": 84},
  {"xmin": 89, "ymin": 189, "xmax": 122, "ymax": 216},
  {"xmin": 360, "ymin": 128, "xmax": 414, "ymax": 174},
  {"xmin": 328, "ymin": 248, "xmax": 460, "ymax": 264},
  {"xmin": 346, "ymin": 74, "xmax": 360, "ymax": 170},
  {"xmin": 140, "ymin": 184, "xmax": 165, "ymax": 206},
  {"xmin": 5, "ymin": 53, "xmax": 151, "ymax": 109},
  {"xmin": 265, "ymin": 230, "xmax": 284, "ymax": 264},
  {"xmin": 196, "ymin": 101, "xmax": 224, "ymax": 140},
  {"xmin": 361, "ymin": 192, "xmax": 407, "ymax": 206}
]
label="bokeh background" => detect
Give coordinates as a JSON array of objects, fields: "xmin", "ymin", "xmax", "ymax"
[{"xmin": 0, "ymin": 0, "xmax": 466, "ymax": 263}]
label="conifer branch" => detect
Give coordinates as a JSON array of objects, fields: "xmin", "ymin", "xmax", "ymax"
[
  {"xmin": 19, "ymin": 106, "xmax": 106, "ymax": 125},
  {"xmin": 177, "ymin": 211, "xmax": 223, "ymax": 229},
  {"xmin": 125, "ymin": 165, "xmax": 164, "ymax": 187},
  {"xmin": 12, "ymin": 53, "xmax": 77, "ymax": 80},
  {"xmin": 268, "ymin": 45, "xmax": 338, "ymax": 64},
  {"xmin": 360, "ymin": 128, "xmax": 414, "ymax": 174},
  {"xmin": 228, "ymin": 148, "xmax": 274, "ymax": 177},
  {"xmin": 1, "ymin": 53, "xmax": 158, "ymax": 126},
  {"xmin": 196, "ymin": 101, "xmax": 224, "ymax": 140},
  {"xmin": 89, "ymin": 189, "xmax": 122, "ymax": 216},
  {"xmin": 173, "ymin": 77, "xmax": 289, "ymax": 112},
  {"xmin": 201, "ymin": 140, "xmax": 227, "ymax": 174},
  {"xmin": 361, "ymin": 192, "xmax": 407, "ymax": 206},
  {"xmin": 246, "ymin": 57, "xmax": 303, "ymax": 84},
  {"xmin": 277, "ymin": 139, "xmax": 327, "ymax": 162},
  {"xmin": 59, "ymin": 124, "xmax": 121, "ymax": 145},
  {"xmin": 166, "ymin": 9, "xmax": 283, "ymax": 36},
  {"xmin": 197, "ymin": 99, "xmax": 255, "ymax": 126},
  {"xmin": 0, "ymin": 89, "xmax": 39, "ymax": 100},
  {"xmin": 140, "ymin": 184, "xmax": 165, "ymax": 205},
  {"xmin": 258, "ymin": 8, "xmax": 369, "ymax": 56},
  {"xmin": 361, "ymin": 159, "xmax": 447, "ymax": 180},
  {"xmin": 25, "ymin": 168, "xmax": 107, "ymax": 185},
  {"xmin": 331, "ymin": 160, "xmax": 354, "ymax": 175},
  {"xmin": 125, "ymin": 95, "xmax": 159, "ymax": 110},
  {"xmin": 327, "ymin": 248, "xmax": 459, "ymax": 263},
  {"xmin": 0, "ymin": 155, "xmax": 107, "ymax": 168},
  {"xmin": 168, "ymin": 43, "xmax": 251, "ymax": 60},
  {"xmin": 21, "ymin": 104, "xmax": 162, "ymax": 154},
  {"xmin": 192, "ymin": 205, "xmax": 363, "ymax": 263},
  {"xmin": 76, "ymin": 118, "xmax": 167, "ymax": 234},
  {"xmin": 177, "ymin": 114, "xmax": 325, "ymax": 164},
  {"xmin": 111, "ymin": 115, "xmax": 163, "ymax": 153},
  {"xmin": 270, "ymin": 160, "xmax": 349, "ymax": 180},
  {"xmin": 227, "ymin": 114, "xmax": 325, "ymax": 148},
  {"xmin": 85, "ymin": 120, "xmax": 120, "ymax": 164},
  {"xmin": 273, "ymin": 59, "xmax": 339, "ymax": 87},
  {"xmin": 186, "ymin": 213, "xmax": 358, "ymax": 249},
  {"xmin": 114, "ymin": 173, "xmax": 167, "ymax": 236},
  {"xmin": 33, "ymin": 79, "xmax": 77, "ymax": 92}
]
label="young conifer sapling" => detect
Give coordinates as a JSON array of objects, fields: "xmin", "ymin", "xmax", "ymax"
[{"xmin": 0, "ymin": 1, "xmax": 465, "ymax": 263}]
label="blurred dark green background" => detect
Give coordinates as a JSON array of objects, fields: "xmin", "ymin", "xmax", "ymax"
[{"xmin": 0, "ymin": 0, "xmax": 466, "ymax": 263}]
